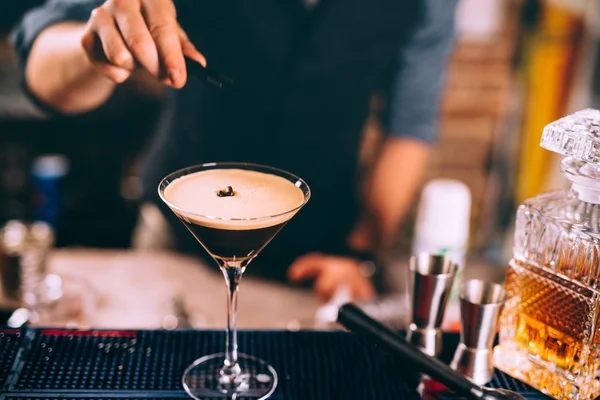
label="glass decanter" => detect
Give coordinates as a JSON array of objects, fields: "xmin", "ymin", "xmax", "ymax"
[{"xmin": 494, "ymin": 109, "xmax": 600, "ymax": 400}]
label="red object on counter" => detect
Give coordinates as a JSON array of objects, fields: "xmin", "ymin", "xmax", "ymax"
[{"xmin": 41, "ymin": 329, "xmax": 136, "ymax": 337}]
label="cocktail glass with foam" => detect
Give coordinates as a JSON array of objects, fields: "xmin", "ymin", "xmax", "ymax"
[{"xmin": 159, "ymin": 162, "xmax": 310, "ymax": 400}]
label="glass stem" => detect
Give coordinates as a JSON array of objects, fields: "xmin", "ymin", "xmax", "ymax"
[{"xmin": 221, "ymin": 262, "xmax": 243, "ymax": 378}]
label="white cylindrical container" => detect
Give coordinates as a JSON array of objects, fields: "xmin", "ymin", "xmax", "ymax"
[{"xmin": 412, "ymin": 179, "xmax": 471, "ymax": 330}]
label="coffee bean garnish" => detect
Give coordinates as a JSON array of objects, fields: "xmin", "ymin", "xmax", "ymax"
[{"xmin": 217, "ymin": 186, "xmax": 235, "ymax": 197}]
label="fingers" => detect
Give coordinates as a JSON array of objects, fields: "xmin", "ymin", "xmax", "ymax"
[
  {"xmin": 92, "ymin": 7, "xmax": 135, "ymax": 69},
  {"xmin": 142, "ymin": 0, "xmax": 186, "ymax": 87},
  {"xmin": 83, "ymin": 0, "xmax": 200, "ymax": 88},
  {"xmin": 81, "ymin": 27, "xmax": 132, "ymax": 83},
  {"xmin": 288, "ymin": 253, "xmax": 377, "ymax": 302},
  {"xmin": 110, "ymin": 0, "xmax": 162, "ymax": 79},
  {"xmin": 179, "ymin": 26, "xmax": 207, "ymax": 67},
  {"xmin": 287, "ymin": 253, "xmax": 325, "ymax": 281},
  {"xmin": 314, "ymin": 274, "xmax": 341, "ymax": 301}
]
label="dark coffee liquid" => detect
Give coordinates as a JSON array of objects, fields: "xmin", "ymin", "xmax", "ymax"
[{"xmin": 182, "ymin": 220, "xmax": 287, "ymax": 260}]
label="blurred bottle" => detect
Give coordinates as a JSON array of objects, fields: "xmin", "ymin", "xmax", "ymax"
[
  {"xmin": 412, "ymin": 179, "xmax": 471, "ymax": 331},
  {"xmin": 31, "ymin": 154, "xmax": 69, "ymax": 228},
  {"xmin": 0, "ymin": 220, "xmax": 28, "ymax": 302},
  {"xmin": 0, "ymin": 144, "xmax": 30, "ymax": 223},
  {"xmin": 0, "ymin": 220, "xmax": 54, "ymax": 307},
  {"xmin": 455, "ymin": 0, "xmax": 504, "ymax": 41},
  {"xmin": 20, "ymin": 222, "xmax": 55, "ymax": 308}
]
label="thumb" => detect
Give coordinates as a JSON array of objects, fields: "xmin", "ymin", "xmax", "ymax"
[{"xmin": 287, "ymin": 253, "xmax": 326, "ymax": 281}]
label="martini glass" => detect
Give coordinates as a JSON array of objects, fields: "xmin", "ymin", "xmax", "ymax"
[{"xmin": 159, "ymin": 162, "xmax": 310, "ymax": 399}]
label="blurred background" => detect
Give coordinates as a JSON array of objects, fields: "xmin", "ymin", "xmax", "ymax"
[{"xmin": 0, "ymin": 0, "xmax": 598, "ymax": 330}]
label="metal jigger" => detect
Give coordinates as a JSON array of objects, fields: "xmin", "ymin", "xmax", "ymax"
[
  {"xmin": 450, "ymin": 279, "xmax": 507, "ymax": 385},
  {"xmin": 406, "ymin": 253, "xmax": 457, "ymax": 356}
]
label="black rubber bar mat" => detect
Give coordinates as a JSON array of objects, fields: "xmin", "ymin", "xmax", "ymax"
[{"xmin": 0, "ymin": 328, "xmax": 549, "ymax": 399}]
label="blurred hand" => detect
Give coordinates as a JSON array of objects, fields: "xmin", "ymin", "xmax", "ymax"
[
  {"xmin": 81, "ymin": 0, "xmax": 206, "ymax": 87},
  {"xmin": 288, "ymin": 253, "xmax": 376, "ymax": 302},
  {"xmin": 347, "ymin": 218, "xmax": 375, "ymax": 253}
]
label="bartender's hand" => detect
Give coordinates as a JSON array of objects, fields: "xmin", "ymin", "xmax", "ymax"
[
  {"xmin": 81, "ymin": 0, "xmax": 206, "ymax": 87},
  {"xmin": 288, "ymin": 253, "xmax": 376, "ymax": 302}
]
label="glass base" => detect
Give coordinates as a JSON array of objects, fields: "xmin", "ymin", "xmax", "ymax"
[
  {"xmin": 494, "ymin": 343, "xmax": 600, "ymax": 400},
  {"xmin": 182, "ymin": 353, "xmax": 277, "ymax": 399}
]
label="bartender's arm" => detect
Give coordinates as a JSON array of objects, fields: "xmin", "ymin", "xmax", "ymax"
[
  {"xmin": 288, "ymin": 0, "xmax": 459, "ymax": 301},
  {"xmin": 11, "ymin": 0, "xmax": 204, "ymax": 115}
]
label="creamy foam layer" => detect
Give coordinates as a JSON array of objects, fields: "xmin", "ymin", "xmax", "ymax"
[{"xmin": 163, "ymin": 168, "xmax": 305, "ymax": 230}]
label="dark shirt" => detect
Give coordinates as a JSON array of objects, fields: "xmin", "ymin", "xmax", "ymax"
[
  {"xmin": 11, "ymin": 0, "xmax": 457, "ymax": 280},
  {"xmin": 11, "ymin": 0, "xmax": 457, "ymax": 141}
]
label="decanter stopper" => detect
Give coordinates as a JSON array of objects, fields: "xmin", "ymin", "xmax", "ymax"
[
  {"xmin": 540, "ymin": 108, "xmax": 600, "ymax": 164},
  {"xmin": 540, "ymin": 109, "xmax": 600, "ymax": 203}
]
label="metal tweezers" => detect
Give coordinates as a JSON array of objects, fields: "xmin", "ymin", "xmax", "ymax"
[{"xmin": 185, "ymin": 57, "xmax": 234, "ymax": 88}]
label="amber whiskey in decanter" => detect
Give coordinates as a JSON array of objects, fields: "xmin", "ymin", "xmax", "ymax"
[{"xmin": 494, "ymin": 109, "xmax": 600, "ymax": 400}]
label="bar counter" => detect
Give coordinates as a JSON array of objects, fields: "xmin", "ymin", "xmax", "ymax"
[
  {"xmin": 0, "ymin": 249, "xmax": 505, "ymax": 331},
  {"xmin": 0, "ymin": 249, "xmax": 323, "ymax": 330},
  {"xmin": 0, "ymin": 327, "xmax": 548, "ymax": 399},
  {"xmin": 0, "ymin": 249, "xmax": 542, "ymax": 398}
]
